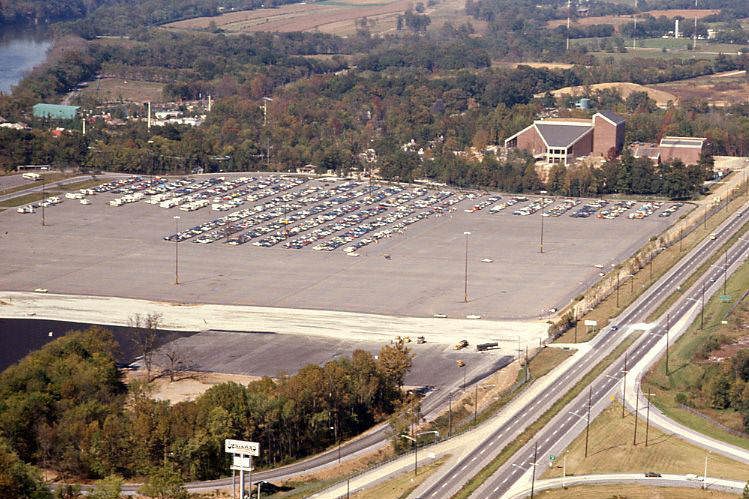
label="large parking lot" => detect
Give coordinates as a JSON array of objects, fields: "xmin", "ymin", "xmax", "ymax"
[{"xmin": 0, "ymin": 173, "xmax": 688, "ymax": 320}]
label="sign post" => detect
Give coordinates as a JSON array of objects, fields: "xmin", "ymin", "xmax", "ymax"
[{"xmin": 225, "ymin": 439, "xmax": 260, "ymax": 499}]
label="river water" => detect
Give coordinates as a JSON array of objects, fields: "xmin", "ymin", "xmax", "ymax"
[
  {"xmin": 0, "ymin": 27, "xmax": 52, "ymax": 94},
  {"xmin": 0, "ymin": 318, "xmax": 197, "ymax": 372}
]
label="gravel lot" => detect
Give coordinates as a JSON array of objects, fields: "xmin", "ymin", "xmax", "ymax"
[{"xmin": 0, "ymin": 173, "xmax": 685, "ymax": 320}]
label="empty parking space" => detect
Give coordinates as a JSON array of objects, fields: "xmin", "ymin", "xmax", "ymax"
[{"xmin": 0, "ymin": 173, "xmax": 687, "ymax": 320}]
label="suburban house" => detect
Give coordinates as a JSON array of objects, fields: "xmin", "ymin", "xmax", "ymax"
[
  {"xmin": 504, "ymin": 111, "xmax": 625, "ymax": 165},
  {"xmin": 630, "ymin": 136, "xmax": 706, "ymax": 165}
]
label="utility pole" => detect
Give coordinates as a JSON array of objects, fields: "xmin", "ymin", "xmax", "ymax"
[
  {"xmin": 649, "ymin": 259, "xmax": 653, "ymax": 282},
  {"xmin": 633, "ymin": 384, "xmax": 640, "ymax": 445},
  {"xmin": 530, "ymin": 442, "xmax": 538, "ymax": 499},
  {"xmin": 574, "ymin": 319, "xmax": 578, "ymax": 344},
  {"xmin": 448, "ymin": 393, "xmax": 452, "ymax": 437},
  {"xmin": 679, "ymin": 226, "xmax": 683, "ymax": 252},
  {"xmin": 723, "ymin": 250, "xmax": 728, "ymax": 295},
  {"xmin": 584, "ymin": 386, "xmax": 592, "ymax": 458},
  {"xmin": 645, "ymin": 388, "xmax": 652, "ymax": 446},
  {"xmin": 616, "ymin": 272, "xmax": 620, "ymax": 308},
  {"xmin": 525, "ymin": 346, "xmax": 529, "ymax": 383},
  {"xmin": 621, "ymin": 350, "xmax": 628, "ymax": 418},
  {"xmin": 474, "ymin": 384, "xmax": 478, "ymax": 422},
  {"xmin": 665, "ymin": 313, "xmax": 670, "ymax": 375}
]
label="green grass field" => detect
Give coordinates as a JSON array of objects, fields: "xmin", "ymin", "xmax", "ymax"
[
  {"xmin": 536, "ymin": 485, "xmax": 739, "ymax": 499},
  {"xmin": 542, "ymin": 403, "xmax": 749, "ymax": 481}
]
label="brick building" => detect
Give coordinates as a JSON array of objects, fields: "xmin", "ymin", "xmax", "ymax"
[
  {"xmin": 504, "ymin": 111, "xmax": 625, "ymax": 165},
  {"xmin": 630, "ymin": 136, "xmax": 706, "ymax": 165}
]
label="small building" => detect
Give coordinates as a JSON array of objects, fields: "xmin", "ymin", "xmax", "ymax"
[
  {"xmin": 32, "ymin": 103, "xmax": 80, "ymax": 120},
  {"xmin": 504, "ymin": 111, "xmax": 625, "ymax": 165},
  {"xmin": 658, "ymin": 136, "xmax": 706, "ymax": 165},
  {"xmin": 630, "ymin": 136, "xmax": 706, "ymax": 165}
]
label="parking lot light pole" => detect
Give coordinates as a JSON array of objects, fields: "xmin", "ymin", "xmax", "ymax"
[
  {"xmin": 539, "ymin": 213, "xmax": 544, "ymax": 253},
  {"xmin": 41, "ymin": 178, "xmax": 46, "ymax": 227},
  {"xmin": 463, "ymin": 231, "xmax": 471, "ymax": 303},
  {"xmin": 174, "ymin": 215, "xmax": 180, "ymax": 285}
]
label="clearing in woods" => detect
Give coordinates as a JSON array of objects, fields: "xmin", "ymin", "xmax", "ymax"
[
  {"xmin": 77, "ymin": 78, "xmax": 165, "ymax": 104},
  {"xmin": 539, "ymin": 81, "xmax": 678, "ymax": 108},
  {"xmin": 547, "ymin": 9, "xmax": 720, "ymax": 31},
  {"xmin": 653, "ymin": 70, "xmax": 749, "ymax": 108}
]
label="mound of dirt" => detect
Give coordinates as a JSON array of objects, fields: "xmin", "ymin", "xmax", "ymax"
[{"xmin": 539, "ymin": 81, "xmax": 678, "ymax": 108}]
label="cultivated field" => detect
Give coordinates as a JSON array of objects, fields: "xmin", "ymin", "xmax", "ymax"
[
  {"xmin": 162, "ymin": 0, "xmax": 485, "ymax": 37},
  {"xmin": 541, "ymin": 81, "xmax": 678, "ymax": 108},
  {"xmin": 547, "ymin": 9, "xmax": 720, "ymax": 31},
  {"xmin": 75, "ymin": 78, "xmax": 165, "ymax": 104},
  {"xmin": 653, "ymin": 70, "xmax": 749, "ymax": 107},
  {"xmin": 0, "ymin": 173, "xmax": 682, "ymax": 320}
]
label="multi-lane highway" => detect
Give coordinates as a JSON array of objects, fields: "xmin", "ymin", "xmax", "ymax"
[{"xmin": 410, "ymin": 203, "xmax": 749, "ymax": 499}]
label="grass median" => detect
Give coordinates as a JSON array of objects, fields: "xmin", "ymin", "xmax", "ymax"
[
  {"xmin": 453, "ymin": 333, "xmax": 642, "ymax": 499},
  {"xmin": 535, "ymin": 484, "xmax": 740, "ymax": 499},
  {"xmin": 644, "ymin": 258, "xmax": 749, "ymax": 449},
  {"xmin": 646, "ymin": 217, "xmax": 748, "ymax": 322},
  {"xmin": 542, "ymin": 403, "xmax": 749, "ymax": 481}
]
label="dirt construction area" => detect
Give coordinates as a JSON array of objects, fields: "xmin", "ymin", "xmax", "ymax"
[
  {"xmin": 652, "ymin": 70, "xmax": 749, "ymax": 108},
  {"xmin": 0, "ymin": 173, "xmax": 685, "ymax": 323}
]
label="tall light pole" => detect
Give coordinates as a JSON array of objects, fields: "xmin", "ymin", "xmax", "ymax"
[
  {"xmin": 262, "ymin": 97, "xmax": 273, "ymax": 169},
  {"xmin": 174, "ymin": 215, "xmax": 180, "ymax": 285},
  {"xmin": 41, "ymin": 177, "xmax": 46, "ymax": 227},
  {"xmin": 530, "ymin": 441, "xmax": 538, "ymax": 499},
  {"xmin": 463, "ymin": 231, "xmax": 471, "ymax": 303},
  {"xmin": 700, "ymin": 282, "xmax": 705, "ymax": 329},
  {"xmin": 539, "ymin": 213, "xmax": 544, "ymax": 253},
  {"xmin": 703, "ymin": 451, "xmax": 710, "ymax": 489},
  {"xmin": 584, "ymin": 386, "xmax": 592, "ymax": 458}
]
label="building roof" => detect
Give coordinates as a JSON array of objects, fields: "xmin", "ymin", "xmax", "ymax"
[
  {"xmin": 660, "ymin": 136, "xmax": 706, "ymax": 148},
  {"xmin": 594, "ymin": 110, "xmax": 625, "ymax": 126},
  {"xmin": 630, "ymin": 143, "xmax": 661, "ymax": 160},
  {"xmin": 535, "ymin": 123, "xmax": 593, "ymax": 148},
  {"xmin": 32, "ymin": 103, "xmax": 80, "ymax": 119}
]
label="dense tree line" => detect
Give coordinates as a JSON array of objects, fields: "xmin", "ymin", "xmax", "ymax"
[
  {"xmin": 694, "ymin": 348, "xmax": 749, "ymax": 431},
  {"xmin": 0, "ymin": 327, "xmax": 413, "ymax": 484}
]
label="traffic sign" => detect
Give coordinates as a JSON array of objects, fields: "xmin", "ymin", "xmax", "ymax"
[
  {"xmin": 225, "ymin": 439, "xmax": 260, "ymax": 456},
  {"xmin": 720, "ymin": 295, "xmax": 732, "ymax": 303},
  {"xmin": 549, "ymin": 454, "xmax": 556, "ymax": 462}
]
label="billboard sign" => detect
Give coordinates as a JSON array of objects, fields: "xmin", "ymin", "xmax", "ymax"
[{"xmin": 225, "ymin": 439, "xmax": 260, "ymax": 456}]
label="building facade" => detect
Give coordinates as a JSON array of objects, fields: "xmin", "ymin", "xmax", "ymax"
[{"xmin": 504, "ymin": 111, "xmax": 625, "ymax": 165}]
